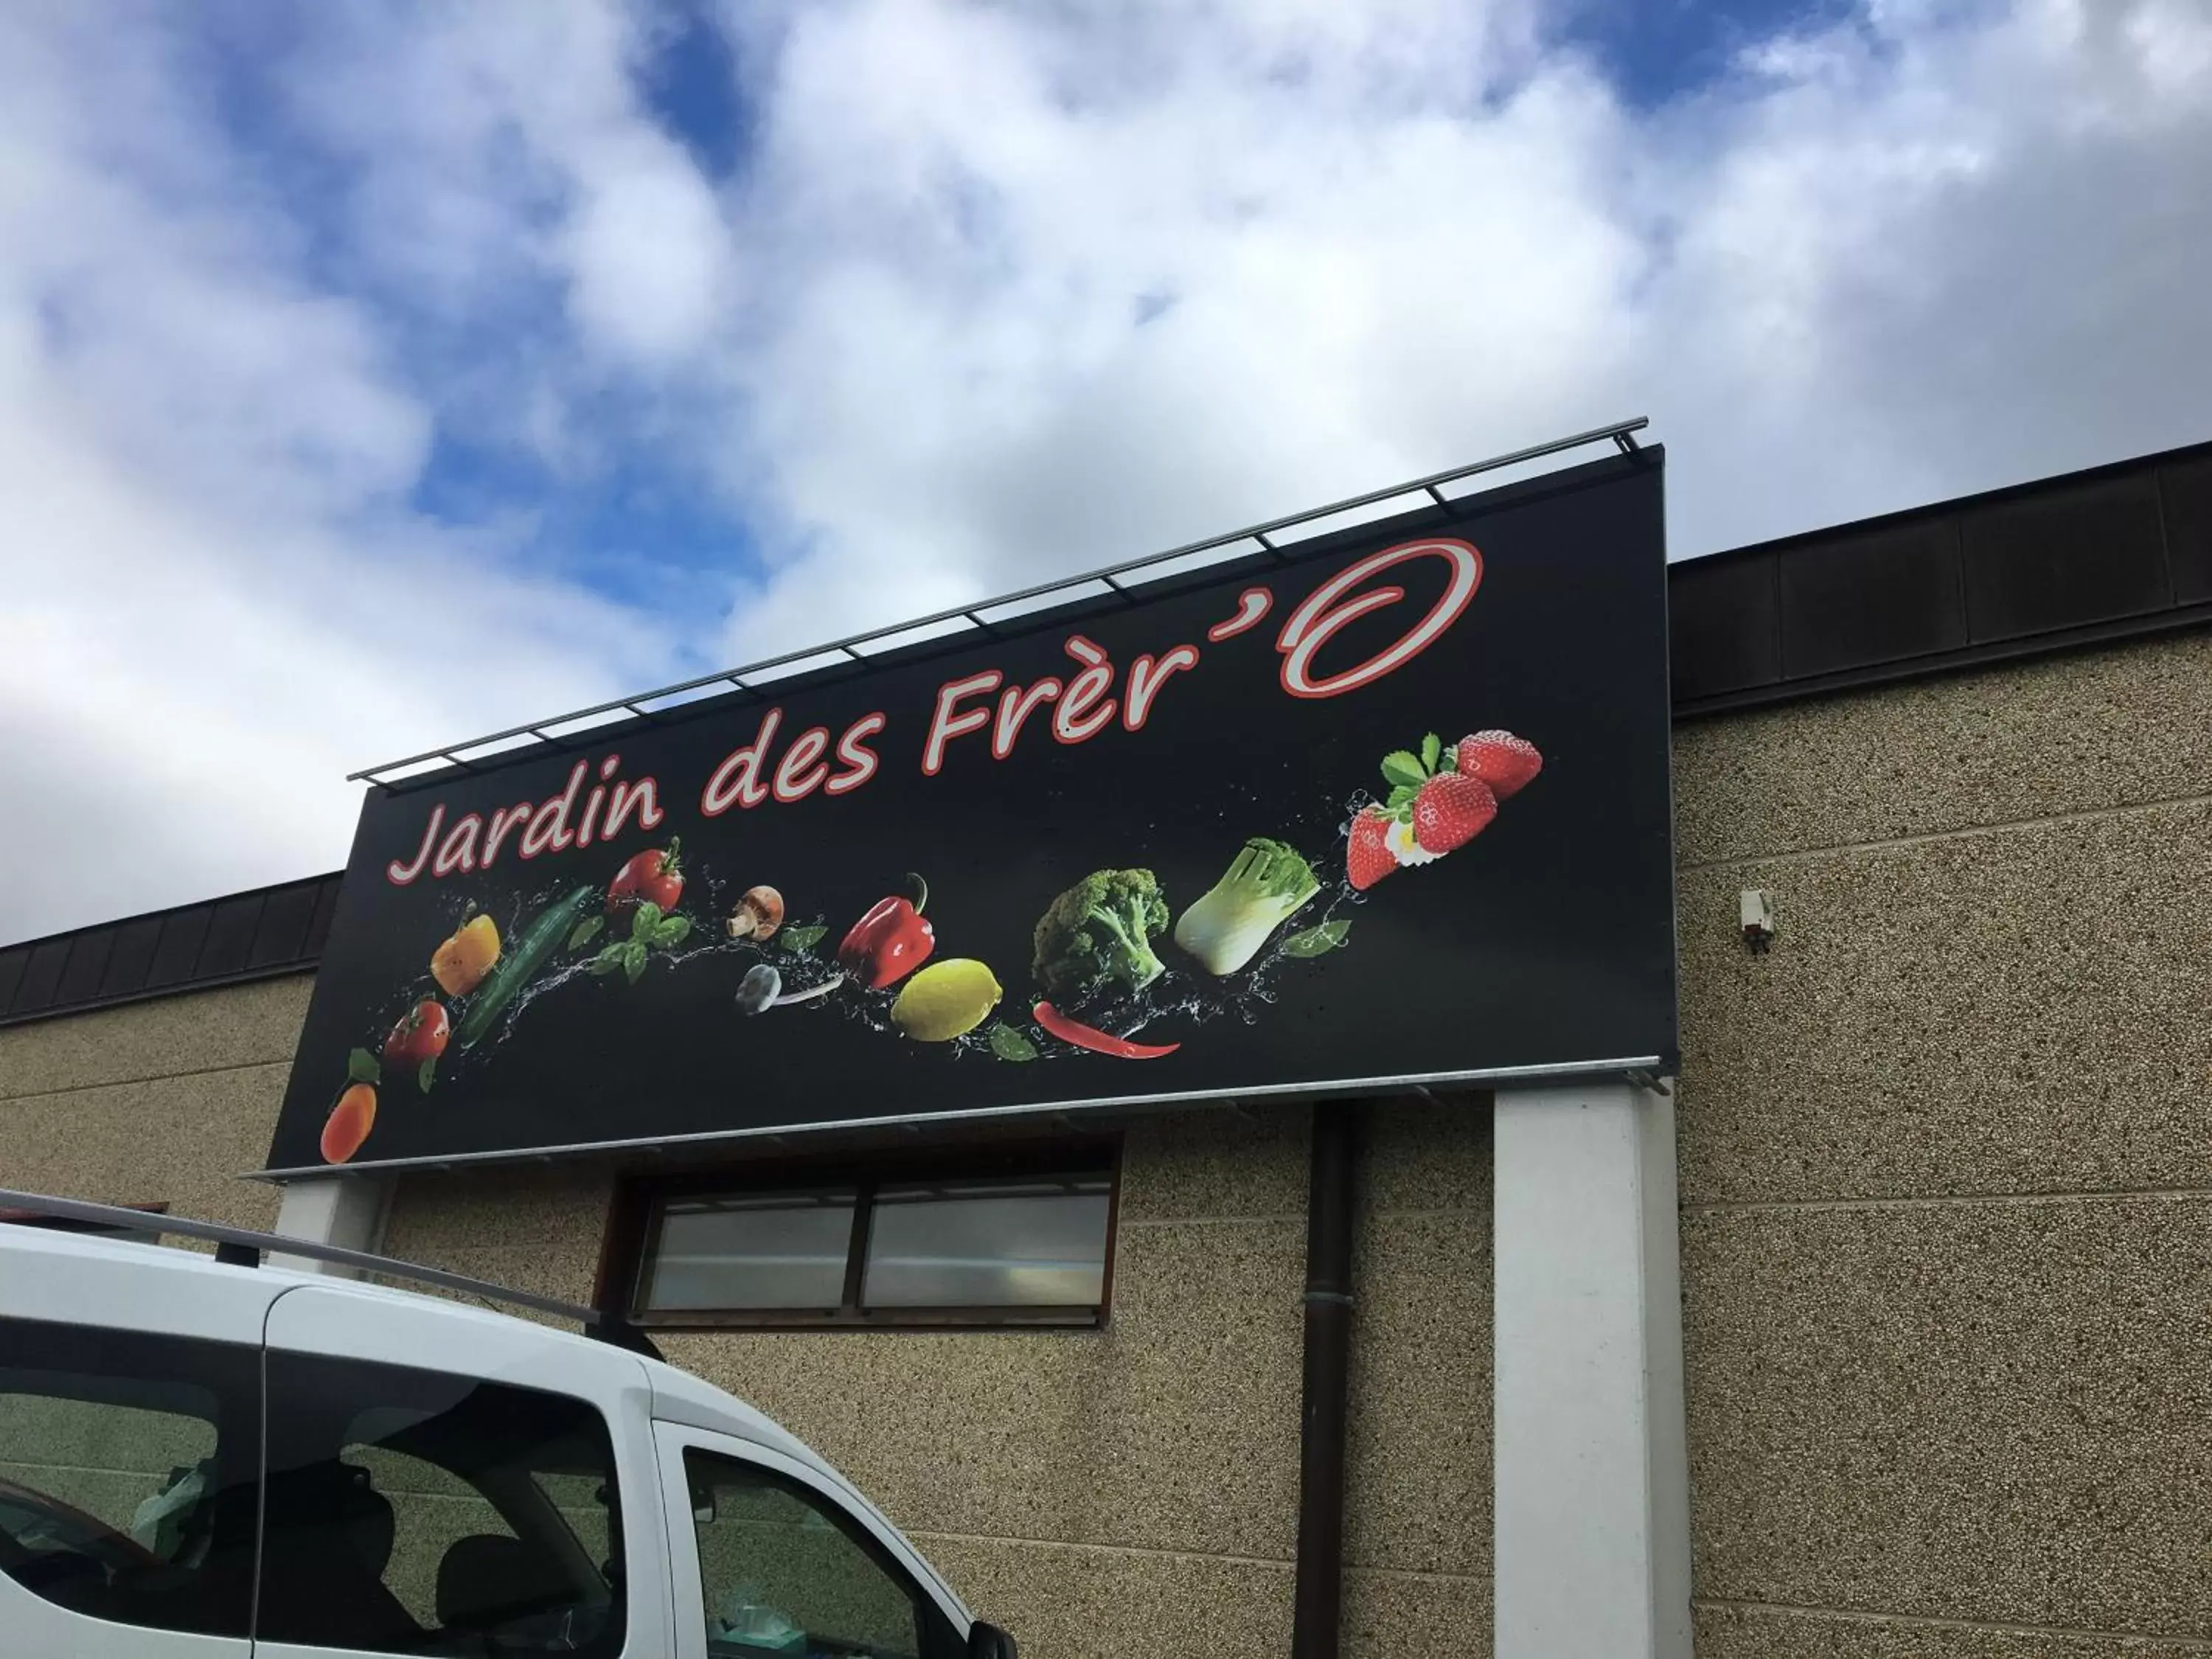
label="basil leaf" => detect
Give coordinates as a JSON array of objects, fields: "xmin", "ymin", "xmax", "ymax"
[
  {"xmin": 623, "ymin": 945, "xmax": 647, "ymax": 985},
  {"xmin": 416, "ymin": 1057, "xmax": 437, "ymax": 1093},
  {"xmin": 630, "ymin": 900, "xmax": 662, "ymax": 940},
  {"xmin": 587, "ymin": 955, "xmax": 623, "ymax": 976},
  {"xmin": 568, "ymin": 917, "xmax": 604, "ymax": 951},
  {"xmin": 346, "ymin": 1048, "xmax": 382, "ymax": 1086},
  {"xmin": 1281, "ymin": 920, "xmax": 1352, "ymax": 958},
  {"xmin": 988, "ymin": 1023, "xmax": 1039, "ymax": 1062},
  {"xmin": 1380, "ymin": 751, "xmax": 1427, "ymax": 789},
  {"xmin": 655, "ymin": 915, "xmax": 692, "ymax": 947},
  {"xmin": 782, "ymin": 923, "xmax": 828, "ymax": 954},
  {"xmin": 1420, "ymin": 732, "xmax": 1441, "ymax": 772}
]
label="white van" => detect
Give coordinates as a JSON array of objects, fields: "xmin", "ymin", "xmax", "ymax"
[{"xmin": 0, "ymin": 1195, "xmax": 1019, "ymax": 1659}]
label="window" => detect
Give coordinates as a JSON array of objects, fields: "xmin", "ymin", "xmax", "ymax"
[
  {"xmin": 260, "ymin": 1350, "xmax": 626, "ymax": 1656},
  {"xmin": 616, "ymin": 1147, "xmax": 1119, "ymax": 1329},
  {"xmin": 0, "ymin": 1315, "xmax": 260, "ymax": 1638},
  {"xmin": 684, "ymin": 1449, "xmax": 953, "ymax": 1659}
]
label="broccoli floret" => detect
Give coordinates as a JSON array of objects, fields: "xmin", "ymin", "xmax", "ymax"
[{"xmin": 1032, "ymin": 869, "xmax": 1170, "ymax": 1002}]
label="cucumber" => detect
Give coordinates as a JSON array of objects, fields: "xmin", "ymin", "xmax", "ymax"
[{"xmin": 456, "ymin": 884, "xmax": 597, "ymax": 1048}]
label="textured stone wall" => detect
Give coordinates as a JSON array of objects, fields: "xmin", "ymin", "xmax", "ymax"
[
  {"xmin": 382, "ymin": 1099, "xmax": 1495, "ymax": 1659},
  {"xmin": 0, "ymin": 974, "xmax": 304, "ymax": 1230},
  {"xmin": 1672, "ymin": 631, "xmax": 2212, "ymax": 1658}
]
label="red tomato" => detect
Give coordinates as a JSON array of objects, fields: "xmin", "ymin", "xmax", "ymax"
[
  {"xmin": 380, "ymin": 1000, "xmax": 450, "ymax": 1070},
  {"xmin": 607, "ymin": 839, "xmax": 684, "ymax": 916}
]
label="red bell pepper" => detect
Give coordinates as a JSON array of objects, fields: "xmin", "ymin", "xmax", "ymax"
[
  {"xmin": 838, "ymin": 874, "xmax": 936, "ymax": 989},
  {"xmin": 1033, "ymin": 1002, "xmax": 1180, "ymax": 1060}
]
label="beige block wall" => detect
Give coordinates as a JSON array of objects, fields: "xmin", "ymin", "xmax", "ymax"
[
  {"xmin": 0, "ymin": 975, "xmax": 306, "ymax": 1231},
  {"xmin": 1672, "ymin": 630, "xmax": 2212, "ymax": 1658},
  {"xmin": 382, "ymin": 1098, "xmax": 1493, "ymax": 1659}
]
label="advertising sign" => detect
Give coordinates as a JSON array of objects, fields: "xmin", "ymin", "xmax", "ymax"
[{"xmin": 265, "ymin": 451, "xmax": 1674, "ymax": 1173}]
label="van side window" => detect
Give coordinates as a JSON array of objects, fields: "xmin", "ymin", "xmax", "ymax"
[
  {"xmin": 262, "ymin": 1350, "xmax": 626, "ymax": 1658},
  {"xmin": 684, "ymin": 1450, "xmax": 953, "ymax": 1659},
  {"xmin": 0, "ymin": 1315, "xmax": 259, "ymax": 1638}
]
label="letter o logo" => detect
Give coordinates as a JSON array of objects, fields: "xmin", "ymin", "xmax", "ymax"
[{"xmin": 1276, "ymin": 538, "xmax": 1483, "ymax": 699}]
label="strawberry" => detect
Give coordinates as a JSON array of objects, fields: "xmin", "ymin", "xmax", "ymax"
[
  {"xmin": 1347, "ymin": 810, "xmax": 1397, "ymax": 890},
  {"xmin": 1457, "ymin": 730, "xmax": 1542, "ymax": 799},
  {"xmin": 1412, "ymin": 772, "xmax": 1497, "ymax": 853}
]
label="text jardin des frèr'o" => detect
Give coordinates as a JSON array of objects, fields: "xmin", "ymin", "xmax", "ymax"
[{"xmin": 385, "ymin": 536, "xmax": 1482, "ymax": 887}]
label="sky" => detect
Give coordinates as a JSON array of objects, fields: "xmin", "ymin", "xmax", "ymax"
[{"xmin": 3, "ymin": 0, "xmax": 2209, "ymax": 944}]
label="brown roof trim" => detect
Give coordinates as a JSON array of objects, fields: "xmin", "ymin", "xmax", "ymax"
[
  {"xmin": 0, "ymin": 873, "xmax": 341, "ymax": 1029},
  {"xmin": 1669, "ymin": 433, "xmax": 2212, "ymax": 717}
]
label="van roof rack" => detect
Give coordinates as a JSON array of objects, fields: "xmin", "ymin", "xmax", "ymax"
[{"xmin": 0, "ymin": 1188, "xmax": 661, "ymax": 1360}]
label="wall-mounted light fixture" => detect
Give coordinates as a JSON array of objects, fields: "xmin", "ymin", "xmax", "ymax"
[{"xmin": 1739, "ymin": 889, "xmax": 1775, "ymax": 953}]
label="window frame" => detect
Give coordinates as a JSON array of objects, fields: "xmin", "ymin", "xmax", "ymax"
[{"xmin": 600, "ymin": 1137, "xmax": 1121, "ymax": 1332}]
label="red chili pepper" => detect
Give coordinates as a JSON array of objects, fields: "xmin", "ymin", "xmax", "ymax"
[
  {"xmin": 838, "ymin": 873, "xmax": 936, "ymax": 989},
  {"xmin": 1032, "ymin": 1002, "xmax": 1180, "ymax": 1060}
]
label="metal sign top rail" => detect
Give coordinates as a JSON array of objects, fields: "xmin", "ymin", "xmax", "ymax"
[{"xmin": 349, "ymin": 417, "xmax": 1649, "ymax": 787}]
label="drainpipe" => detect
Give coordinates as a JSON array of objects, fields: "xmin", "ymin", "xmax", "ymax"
[{"xmin": 1291, "ymin": 1102, "xmax": 1360, "ymax": 1659}]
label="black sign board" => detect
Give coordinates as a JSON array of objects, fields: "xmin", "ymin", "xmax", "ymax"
[{"xmin": 267, "ymin": 451, "xmax": 1674, "ymax": 1173}]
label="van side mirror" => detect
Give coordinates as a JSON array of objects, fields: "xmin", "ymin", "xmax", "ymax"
[{"xmin": 968, "ymin": 1619, "xmax": 1018, "ymax": 1659}]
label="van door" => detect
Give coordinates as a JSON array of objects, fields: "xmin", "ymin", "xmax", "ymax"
[
  {"xmin": 0, "ymin": 1232, "xmax": 274, "ymax": 1659},
  {"xmin": 254, "ymin": 1282, "xmax": 675, "ymax": 1659},
  {"xmin": 653, "ymin": 1422, "xmax": 967, "ymax": 1659}
]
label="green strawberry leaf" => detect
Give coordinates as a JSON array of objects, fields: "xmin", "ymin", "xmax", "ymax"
[
  {"xmin": 1420, "ymin": 732, "xmax": 1441, "ymax": 772},
  {"xmin": 1385, "ymin": 783, "xmax": 1420, "ymax": 812},
  {"xmin": 346, "ymin": 1048, "xmax": 382, "ymax": 1086},
  {"xmin": 987, "ymin": 1023, "xmax": 1039, "ymax": 1062},
  {"xmin": 1440, "ymin": 744, "xmax": 1458, "ymax": 774},
  {"xmin": 416, "ymin": 1057, "xmax": 437, "ymax": 1094},
  {"xmin": 630, "ymin": 900, "xmax": 662, "ymax": 941},
  {"xmin": 782, "ymin": 922, "xmax": 828, "ymax": 954},
  {"xmin": 1380, "ymin": 751, "xmax": 1427, "ymax": 789},
  {"xmin": 567, "ymin": 916, "xmax": 604, "ymax": 951},
  {"xmin": 1282, "ymin": 920, "xmax": 1352, "ymax": 958},
  {"xmin": 654, "ymin": 914, "xmax": 692, "ymax": 947}
]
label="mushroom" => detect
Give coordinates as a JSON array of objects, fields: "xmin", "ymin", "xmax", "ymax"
[{"xmin": 726, "ymin": 885, "xmax": 786, "ymax": 942}]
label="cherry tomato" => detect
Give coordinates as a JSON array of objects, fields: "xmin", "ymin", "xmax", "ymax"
[
  {"xmin": 380, "ymin": 1000, "xmax": 450, "ymax": 1071},
  {"xmin": 608, "ymin": 840, "xmax": 684, "ymax": 917}
]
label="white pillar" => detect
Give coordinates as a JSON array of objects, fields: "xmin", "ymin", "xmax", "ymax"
[
  {"xmin": 269, "ymin": 1176, "xmax": 392, "ymax": 1276},
  {"xmin": 1493, "ymin": 1082, "xmax": 1691, "ymax": 1659}
]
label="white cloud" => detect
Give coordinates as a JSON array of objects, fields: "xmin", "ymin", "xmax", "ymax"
[
  {"xmin": 0, "ymin": 2, "xmax": 678, "ymax": 939},
  {"xmin": 1, "ymin": 0, "xmax": 2208, "ymax": 942},
  {"xmin": 698, "ymin": 0, "xmax": 2212, "ymax": 658}
]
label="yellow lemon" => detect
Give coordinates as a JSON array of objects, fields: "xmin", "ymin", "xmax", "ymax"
[{"xmin": 891, "ymin": 959, "xmax": 1003, "ymax": 1042}]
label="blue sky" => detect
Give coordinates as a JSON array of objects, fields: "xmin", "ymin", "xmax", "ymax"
[{"xmin": 3, "ymin": 0, "xmax": 2210, "ymax": 939}]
